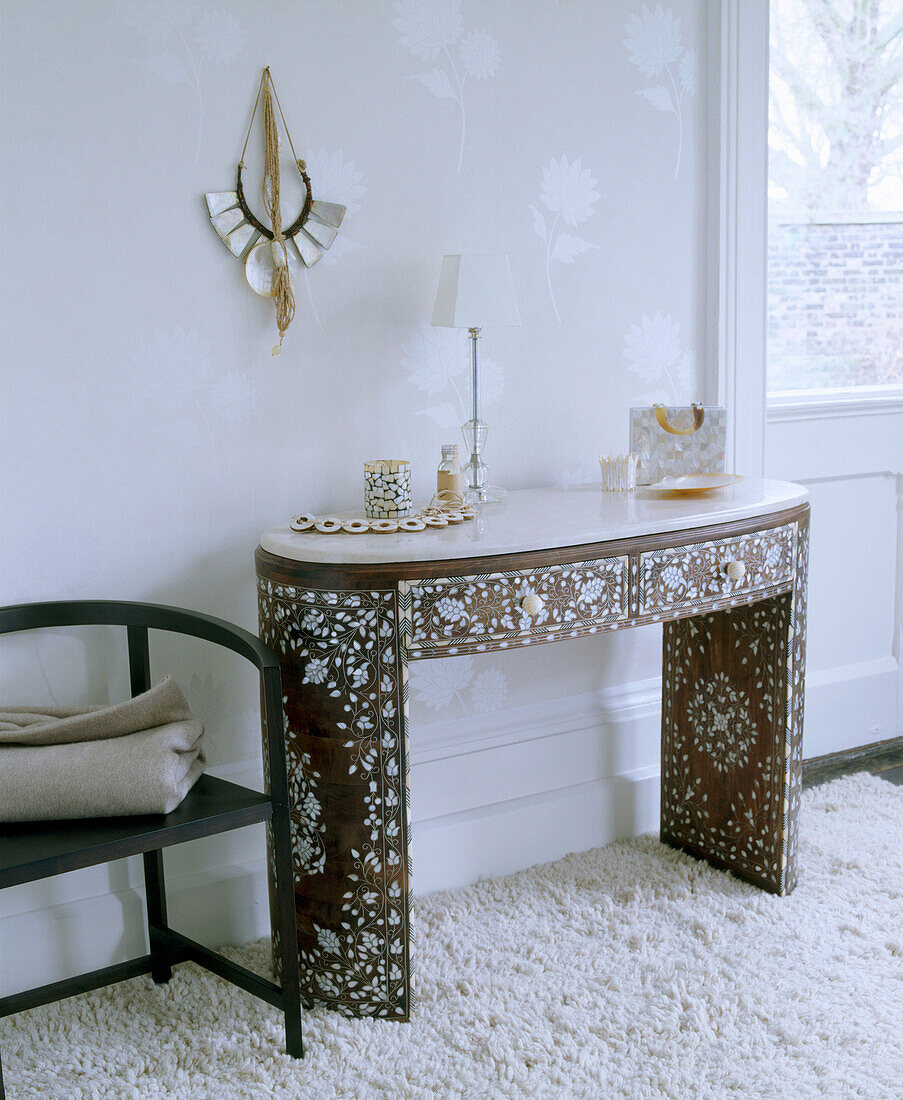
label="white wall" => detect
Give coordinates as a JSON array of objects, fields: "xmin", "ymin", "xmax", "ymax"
[
  {"xmin": 766, "ymin": 410, "xmax": 903, "ymax": 757},
  {"xmin": 0, "ymin": 0, "xmax": 710, "ymax": 992}
]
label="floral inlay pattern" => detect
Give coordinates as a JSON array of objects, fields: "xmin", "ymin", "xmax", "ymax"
[
  {"xmin": 257, "ymin": 511, "xmax": 808, "ymax": 1018},
  {"xmin": 407, "ymin": 559, "xmax": 627, "ymax": 654},
  {"xmin": 661, "ymin": 592, "xmax": 795, "ymax": 890},
  {"xmin": 641, "ymin": 526, "xmax": 795, "ymax": 614},
  {"xmin": 784, "ymin": 520, "xmax": 809, "ymax": 891},
  {"xmin": 286, "ymin": 743, "xmax": 325, "ymax": 876},
  {"xmin": 257, "ymin": 578, "xmax": 410, "ymax": 1018},
  {"xmin": 685, "ymin": 672, "xmax": 755, "ymax": 773}
]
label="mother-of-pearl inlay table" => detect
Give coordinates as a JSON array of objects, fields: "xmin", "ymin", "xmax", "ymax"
[{"xmin": 256, "ymin": 481, "xmax": 809, "ymax": 1020}]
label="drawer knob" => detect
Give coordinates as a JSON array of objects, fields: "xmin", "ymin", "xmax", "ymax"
[
  {"xmin": 724, "ymin": 560, "xmax": 746, "ymax": 582},
  {"xmin": 520, "ymin": 593, "xmax": 545, "ymax": 616}
]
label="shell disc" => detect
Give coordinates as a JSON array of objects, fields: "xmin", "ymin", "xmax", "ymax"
[{"xmin": 245, "ymin": 238, "xmax": 302, "ymax": 297}]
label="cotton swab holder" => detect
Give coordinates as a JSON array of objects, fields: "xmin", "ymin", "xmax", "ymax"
[{"xmin": 599, "ymin": 453, "xmax": 639, "ymax": 492}]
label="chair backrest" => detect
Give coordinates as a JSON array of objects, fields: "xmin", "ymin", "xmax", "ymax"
[
  {"xmin": 0, "ymin": 599, "xmax": 289, "ymax": 806},
  {"xmin": 0, "ymin": 600, "xmax": 278, "ymax": 672}
]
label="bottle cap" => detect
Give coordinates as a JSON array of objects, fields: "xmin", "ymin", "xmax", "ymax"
[{"xmin": 441, "ymin": 444, "xmax": 458, "ymax": 457}]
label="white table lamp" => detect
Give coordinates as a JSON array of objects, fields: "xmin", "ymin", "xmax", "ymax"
[{"xmin": 431, "ymin": 254, "xmax": 521, "ymax": 503}]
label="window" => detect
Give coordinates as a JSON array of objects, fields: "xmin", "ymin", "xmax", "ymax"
[{"xmin": 767, "ymin": 0, "xmax": 903, "ymax": 396}]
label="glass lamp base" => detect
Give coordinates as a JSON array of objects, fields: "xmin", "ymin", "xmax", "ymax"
[
  {"xmin": 464, "ymin": 485, "xmax": 507, "ymax": 504},
  {"xmin": 461, "ymin": 418, "xmax": 506, "ymax": 504}
]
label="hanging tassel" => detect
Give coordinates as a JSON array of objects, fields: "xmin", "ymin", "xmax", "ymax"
[{"xmin": 260, "ymin": 69, "xmax": 295, "ymax": 353}]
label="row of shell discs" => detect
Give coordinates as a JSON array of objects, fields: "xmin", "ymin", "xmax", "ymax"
[{"xmin": 289, "ymin": 510, "xmax": 475, "ymax": 533}]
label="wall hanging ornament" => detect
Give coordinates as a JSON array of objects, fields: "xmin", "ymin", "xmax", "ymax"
[{"xmin": 204, "ymin": 68, "xmax": 347, "ymax": 354}]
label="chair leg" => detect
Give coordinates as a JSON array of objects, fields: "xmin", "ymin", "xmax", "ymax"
[
  {"xmin": 143, "ymin": 850, "xmax": 173, "ymax": 984},
  {"xmin": 271, "ymin": 808, "xmax": 303, "ymax": 1058}
]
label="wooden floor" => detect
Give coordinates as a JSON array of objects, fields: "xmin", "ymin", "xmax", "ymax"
[{"xmin": 803, "ymin": 737, "xmax": 903, "ymax": 789}]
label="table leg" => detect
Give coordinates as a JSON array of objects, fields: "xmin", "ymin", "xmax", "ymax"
[
  {"xmin": 258, "ymin": 577, "xmax": 412, "ymax": 1019},
  {"xmin": 661, "ymin": 522, "xmax": 808, "ymax": 894}
]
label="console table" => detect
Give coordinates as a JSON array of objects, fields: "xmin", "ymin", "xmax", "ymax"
[{"xmin": 255, "ymin": 480, "xmax": 809, "ymax": 1021}]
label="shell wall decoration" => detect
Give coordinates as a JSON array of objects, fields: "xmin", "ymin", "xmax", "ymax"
[{"xmin": 205, "ymin": 69, "xmax": 347, "ymax": 353}]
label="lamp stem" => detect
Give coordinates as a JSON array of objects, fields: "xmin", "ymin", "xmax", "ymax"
[
  {"xmin": 469, "ymin": 326, "xmax": 480, "ymax": 423},
  {"xmin": 462, "ymin": 326, "xmax": 493, "ymax": 501}
]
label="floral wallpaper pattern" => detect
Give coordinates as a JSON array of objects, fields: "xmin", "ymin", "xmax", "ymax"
[
  {"xmin": 393, "ymin": 0, "xmax": 500, "ymax": 172},
  {"xmin": 1, "ymin": 0, "xmax": 708, "ymax": 885},
  {"xmin": 530, "ymin": 157, "xmax": 601, "ymax": 323},
  {"xmin": 118, "ymin": 1, "xmax": 244, "ymax": 163},
  {"xmin": 410, "ymin": 655, "xmax": 509, "ymax": 714},
  {"xmin": 623, "ymin": 311, "xmax": 694, "ymax": 404},
  {"xmin": 131, "ymin": 326, "xmax": 252, "ymax": 467},
  {"xmin": 624, "ymin": 3, "xmax": 697, "ymax": 180},
  {"xmin": 299, "ymin": 148, "xmax": 367, "ymax": 329},
  {"xmin": 402, "ymin": 324, "xmax": 502, "ymax": 428}
]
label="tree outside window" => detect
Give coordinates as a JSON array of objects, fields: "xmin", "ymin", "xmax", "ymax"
[{"xmin": 768, "ymin": 0, "xmax": 903, "ymax": 392}]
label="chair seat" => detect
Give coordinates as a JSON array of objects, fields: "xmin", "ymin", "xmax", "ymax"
[{"xmin": 0, "ymin": 775, "xmax": 272, "ymax": 889}]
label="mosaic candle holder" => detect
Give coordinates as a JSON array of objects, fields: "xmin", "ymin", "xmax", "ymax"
[{"xmin": 364, "ymin": 460, "xmax": 413, "ymax": 519}]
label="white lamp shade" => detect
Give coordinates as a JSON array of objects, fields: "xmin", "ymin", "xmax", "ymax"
[{"xmin": 431, "ymin": 254, "xmax": 522, "ymax": 328}]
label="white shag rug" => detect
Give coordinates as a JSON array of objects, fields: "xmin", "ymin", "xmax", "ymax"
[{"xmin": 3, "ymin": 773, "xmax": 903, "ymax": 1099}]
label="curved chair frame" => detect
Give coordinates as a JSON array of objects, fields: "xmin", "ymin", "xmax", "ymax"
[{"xmin": 0, "ymin": 599, "xmax": 303, "ymax": 1082}]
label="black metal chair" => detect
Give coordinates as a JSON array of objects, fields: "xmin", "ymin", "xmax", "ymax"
[{"xmin": 0, "ymin": 600, "xmax": 303, "ymax": 1076}]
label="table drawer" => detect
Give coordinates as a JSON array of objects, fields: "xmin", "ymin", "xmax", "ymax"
[
  {"xmin": 407, "ymin": 557, "xmax": 629, "ymax": 654},
  {"xmin": 639, "ymin": 524, "xmax": 796, "ymax": 615}
]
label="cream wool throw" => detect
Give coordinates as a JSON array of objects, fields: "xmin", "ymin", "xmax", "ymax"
[{"xmin": 0, "ymin": 677, "xmax": 205, "ymax": 821}]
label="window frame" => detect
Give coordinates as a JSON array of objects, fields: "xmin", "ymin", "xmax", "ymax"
[
  {"xmin": 762, "ymin": 5, "xmax": 903, "ymax": 416},
  {"xmin": 716, "ymin": 1, "xmax": 903, "ymax": 435}
]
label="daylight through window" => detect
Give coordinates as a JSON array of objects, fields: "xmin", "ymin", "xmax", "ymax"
[{"xmin": 767, "ymin": 0, "xmax": 903, "ymax": 394}]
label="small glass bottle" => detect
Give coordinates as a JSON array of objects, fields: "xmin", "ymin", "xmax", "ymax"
[{"xmin": 437, "ymin": 444, "xmax": 464, "ymax": 503}]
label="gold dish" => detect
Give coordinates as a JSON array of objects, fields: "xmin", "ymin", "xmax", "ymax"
[{"xmin": 647, "ymin": 474, "xmax": 743, "ymax": 495}]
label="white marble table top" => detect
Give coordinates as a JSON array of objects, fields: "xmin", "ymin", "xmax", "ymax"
[{"xmin": 259, "ymin": 480, "xmax": 808, "ymax": 566}]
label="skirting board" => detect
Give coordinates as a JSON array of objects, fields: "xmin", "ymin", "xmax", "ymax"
[{"xmin": 803, "ymin": 656, "xmax": 899, "ymax": 756}]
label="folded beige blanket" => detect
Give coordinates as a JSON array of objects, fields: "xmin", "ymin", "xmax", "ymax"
[
  {"xmin": 0, "ymin": 677, "xmax": 206, "ymax": 822},
  {"xmin": 0, "ymin": 676, "xmax": 192, "ymax": 744}
]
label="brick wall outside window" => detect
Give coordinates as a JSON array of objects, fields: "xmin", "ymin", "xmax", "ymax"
[{"xmin": 767, "ymin": 217, "xmax": 903, "ymax": 390}]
